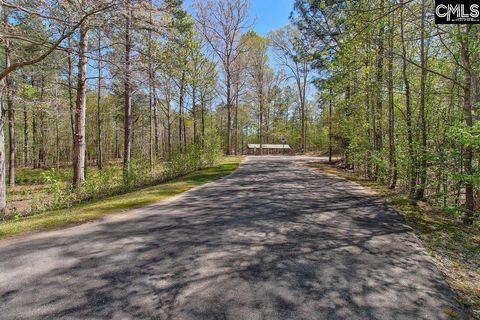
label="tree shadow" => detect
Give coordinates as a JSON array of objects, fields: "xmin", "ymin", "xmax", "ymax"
[{"xmin": 0, "ymin": 156, "xmax": 465, "ymax": 319}]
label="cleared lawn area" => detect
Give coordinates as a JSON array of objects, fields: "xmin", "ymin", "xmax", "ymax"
[
  {"xmin": 0, "ymin": 156, "xmax": 242, "ymax": 240},
  {"xmin": 307, "ymin": 161, "xmax": 480, "ymax": 319}
]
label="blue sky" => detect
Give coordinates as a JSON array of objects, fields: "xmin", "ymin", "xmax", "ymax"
[
  {"xmin": 183, "ymin": 0, "xmax": 295, "ymax": 35},
  {"xmin": 248, "ymin": 0, "xmax": 294, "ymax": 35}
]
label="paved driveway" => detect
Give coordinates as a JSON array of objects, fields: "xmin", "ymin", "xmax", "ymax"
[{"xmin": 0, "ymin": 156, "xmax": 464, "ymax": 319}]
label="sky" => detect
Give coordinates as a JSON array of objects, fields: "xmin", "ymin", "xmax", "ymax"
[
  {"xmin": 248, "ymin": 0, "xmax": 295, "ymax": 35},
  {"xmin": 183, "ymin": 0, "xmax": 295, "ymax": 36}
]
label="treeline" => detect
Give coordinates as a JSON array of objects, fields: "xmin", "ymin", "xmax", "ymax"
[
  {"xmin": 293, "ymin": 0, "xmax": 479, "ymax": 224},
  {"xmin": 0, "ymin": 0, "xmax": 318, "ymax": 216}
]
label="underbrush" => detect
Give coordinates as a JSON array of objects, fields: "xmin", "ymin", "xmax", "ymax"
[
  {"xmin": 6, "ymin": 140, "xmax": 222, "ymax": 220},
  {"xmin": 0, "ymin": 156, "xmax": 242, "ymax": 239}
]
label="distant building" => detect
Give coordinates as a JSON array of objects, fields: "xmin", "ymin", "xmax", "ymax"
[{"xmin": 246, "ymin": 144, "xmax": 292, "ymax": 155}]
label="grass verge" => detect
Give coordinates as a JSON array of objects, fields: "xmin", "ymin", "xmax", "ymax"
[
  {"xmin": 0, "ymin": 156, "xmax": 242, "ymax": 240},
  {"xmin": 308, "ymin": 162, "xmax": 479, "ymax": 319}
]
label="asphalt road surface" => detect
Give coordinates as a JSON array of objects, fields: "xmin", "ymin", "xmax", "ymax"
[{"xmin": 0, "ymin": 156, "xmax": 464, "ymax": 319}]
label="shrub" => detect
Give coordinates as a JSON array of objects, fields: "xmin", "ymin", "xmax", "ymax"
[
  {"xmin": 164, "ymin": 138, "xmax": 222, "ymax": 180},
  {"xmin": 41, "ymin": 169, "xmax": 74, "ymax": 209}
]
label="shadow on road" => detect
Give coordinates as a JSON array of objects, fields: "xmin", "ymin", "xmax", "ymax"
[{"xmin": 0, "ymin": 156, "xmax": 464, "ymax": 319}]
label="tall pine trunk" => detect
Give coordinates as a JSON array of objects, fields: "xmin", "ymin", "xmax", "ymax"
[
  {"xmin": 123, "ymin": 0, "xmax": 133, "ymax": 183},
  {"xmin": 192, "ymin": 86, "xmax": 198, "ymax": 144},
  {"xmin": 329, "ymin": 88, "xmax": 333, "ymax": 163},
  {"xmin": 96, "ymin": 32, "xmax": 103, "ymax": 170},
  {"xmin": 461, "ymin": 25, "xmax": 474, "ymax": 224},
  {"xmin": 400, "ymin": 0, "xmax": 417, "ymax": 197},
  {"xmin": 23, "ymin": 104, "xmax": 28, "ymax": 166},
  {"xmin": 0, "ymin": 5, "xmax": 10, "ymax": 214},
  {"xmin": 179, "ymin": 71, "xmax": 185, "ymax": 147},
  {"xmin": 416, "ymin": 0, "xmax": 428, "ymax": 199},
  {"xmin": 226, "ymin": 68, "xmax": 233, "ymax": 155},
  {"xmin": 67, "ymin": 38, "xmax": 76, "ymax": 149},
  {"xmin": 73, "ymin": 20, "xmax": 89, "ymax": 187},
  {"xmin": 374, "ymin": 0, "xmax": 385, "ymax": 178},
  {"xmin": 387, "ymin": 8, "xmax": 397, "ymax": 189},
  {"xmin": 4, "ymin": 7, "xmax": 15, "ymax": 188}
]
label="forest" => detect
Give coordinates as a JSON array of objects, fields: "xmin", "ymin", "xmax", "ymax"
[{"xmin": 0, "ymin": 0, "xmax": 478, "ymax": 228}]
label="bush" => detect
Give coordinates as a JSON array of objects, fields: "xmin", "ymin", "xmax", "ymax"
[
  {"xmin": 77, "ymin": 167, "xmax": 119, "ymax": 200},
  {"xmin": 36, "ymin": 139, "xmax": 222, "ymax": 216},
  {"xmin": 164, "ymin": 138, "xmax": 222, "ymax": 180},
  {"xmin": 41, "ymin": 169, "xmax": 74, "ymax": 209}
]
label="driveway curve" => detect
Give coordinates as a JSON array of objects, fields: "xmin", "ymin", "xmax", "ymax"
[{"xmin": 0, "ymin": 156, "xmax": 464, "ymax": 319}]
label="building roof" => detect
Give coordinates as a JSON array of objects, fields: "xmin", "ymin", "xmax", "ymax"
[{"xmin": 247, "ymin": 144, "xmax": 291, "ymax": 149}]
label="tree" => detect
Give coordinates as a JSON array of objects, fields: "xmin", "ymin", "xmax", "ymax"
[
  {"xmin": 72, "ymin": 15, "xmax": 89, "ymax": 188},
  {"xmin": 270, "ymin": 25, "xmax": 311, "ymax": 153},
  {"xmin": 3, "ymin": 5, "xmax": 15, "ymax": 188},
  {"xmin": 193, "ymin": 0, "xmax": 250, "ymax": 155},
  {"xmin": 0, "ymin": 0, "xmax": 116, "ymax": 214},
  {"xmin": 123, "ymin": 0, "xmax": 133, "ymax": 182},
  {"xmin": 293, "ymin": 0, "xmax": 479, "ymax": 224},
  {"xmin": 244, "ymin": 31, "xmax": 270, "ymax": 155}
]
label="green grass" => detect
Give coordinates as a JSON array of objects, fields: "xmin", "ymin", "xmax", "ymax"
[
  {"xmin": 308, "ymin": 162, "xmax": 480, "ymax": 319},
  {"xmin": 0, "ymin": 156, "xmax": 242, "ymax": 240}
]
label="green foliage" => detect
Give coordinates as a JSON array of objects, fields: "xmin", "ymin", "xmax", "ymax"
[
  {"xmin": 447, "ymin": 123, "xmax": 480, "ymax": 148},
  {"xmin": 34, "ymin": 139, "xmax": 222, "ymax": 215},
  {"xmin": 78, "ymin": 167, "xmax": 120, "ymax": 199},
  {"xmin": 164, "ymin": 137, "xmax": 222, "ymax": 180},
  {"xmin": 0, "ymin": 157, "xmax": 242, "ymax": 239},
  {"xmin": 41, "ymin": 169, "xmax": 74, "ymax": 209}
]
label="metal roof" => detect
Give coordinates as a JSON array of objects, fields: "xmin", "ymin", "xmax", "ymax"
[{"xmin": 247, "ymin": 144, "xmax": 291, "ymax": 149}]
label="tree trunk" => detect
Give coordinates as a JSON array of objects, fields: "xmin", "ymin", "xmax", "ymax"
[
  {"xmin": 374, "ymin": 0, "xmax": 385, "ymax": 178},
  {"xmin": 96, "ymin": 32, "xmax": 103, "ymax": 170},
  {"xmin": 387, "ymin": 9, "xmax": 397, "ymax": 189},
  {"xmin": 153, "ymin": 93, "xmax": 159, "ymax": 157},
  {"xmin": 148, "ymin": 7, "xmax": 154, "ymax": 168},
  {"xmin": 73, "ymin": 20, "xmax": 89, "ymax": 188},
  {"xmin": 226, "ymin": 69, "xmax": 233, "ymax": 155},
  {"xmin": 192, "ymin": 86, "xmax": 198, "ymax": 144},
  {"xmin": 301, "ymin": 71, "xmax": 307, "ymax": 152},
  {"xmin": 201, "ymin": 93, "xmax": 206, "ymax": 141},
  {"xmin": 259, "ymin": 82, "xmax": 263, "ymax": 155},
  {"xmin": 234, "ymin": 80, "xmax": 239, "ymax": 154},
  {"xmin": 167, "ymin": 104, "xmax": 172, "ymax": 154},
  {"xmin": 38, "ymin": 76, "xmax": 46, "ymax": 168},
  {"xmin": 123, "ymin": 0, "xmax": 132, "ymax": 183},
  {"xmin": 461, "ymin": 25, "xmax": 474, "ymax": 224},
  {"xmin": 416, "ymin": 0, "xmax": 427, "ymax": 199},
  {"xmin": 67, "ymin": 37, "xmax": 76, "ymax": 148},
  {"xmin": 23, "ymin": 104, "xmax": 28, "ymax": 166},
  {"xmin": 329, "ymin": 88, "xmax": 333, "ymax": 163},
  {"xmin": 32, "ymin": 105, "xmax": 37, "ymax": 169},
  {"xmin": 0, "ymin": 94, "xmax": 6, "ymax": 215},
  {"xmin": 400, "ymin": 0, "xmax": 417, "ymax": 197},
  {"xmin": 179, "ymin": 71, "xmax": 185, "ymax": 148},
  {"xmin": 4, "ymin": 7, "xmax": 15, "ymax": 188},
  {"xmin": 55, "ymin": 101, "xmax": 60, "ymax": 168}
]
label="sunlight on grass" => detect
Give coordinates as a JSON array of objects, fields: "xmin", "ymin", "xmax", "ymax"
[{"xmin": 0, "ymin": 156, "xmax": 242, "ymax": 240}]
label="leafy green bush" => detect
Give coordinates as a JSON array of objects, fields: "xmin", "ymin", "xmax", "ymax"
[
  {"xmin": 77, "ymin": 167, "xmax": 120, "ymax": 199},
  {"xmin": 33, "ymin": 140, "xmax": 222, "ymax": 216},
  {"xmin": 164, "ymin": 138, "xmax": 222, "ymax": 180},
  {"xmin": 41, "ymin": 169, "xmax": 74, "ymax": 209}
]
